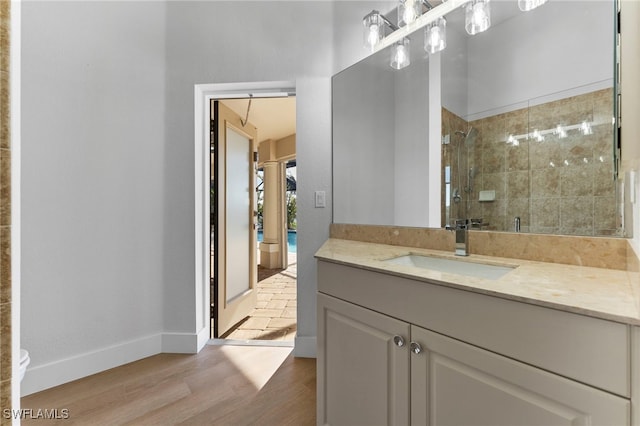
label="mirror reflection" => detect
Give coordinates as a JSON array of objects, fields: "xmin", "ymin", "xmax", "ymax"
[
  {"xmin": 332, "ymin": 0, "xmax": 619, "ymax": 237},
  {"xmin": 441, "ymin": 0, "xmax": 617, "ymax": 236}
]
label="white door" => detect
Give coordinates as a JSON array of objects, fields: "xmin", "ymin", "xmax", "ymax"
[{"xmin": 214, "ymin": 101, "xmax": 258, "ymax": 337}]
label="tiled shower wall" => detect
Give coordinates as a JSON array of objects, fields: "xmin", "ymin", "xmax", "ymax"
[
  {"xmin": 442, "ymin": 89, "xmax": 617, "ymax": 236},
  {"xmin": 0, "ymin": 0, "xmax": 11, "ymax": 418}
]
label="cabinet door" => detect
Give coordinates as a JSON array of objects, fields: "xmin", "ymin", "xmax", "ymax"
[
  {"xmin": 410, "ymin": 325, "xmax": 629, "ymax": 426},
  {"xmin": 318, "ymin": 293, "xmax": 411, "ymax": 426}
]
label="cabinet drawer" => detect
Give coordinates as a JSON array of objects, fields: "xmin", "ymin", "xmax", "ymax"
[{"xmin": 318, "ymin": 261, "xmax": 630, "ymax": 397}]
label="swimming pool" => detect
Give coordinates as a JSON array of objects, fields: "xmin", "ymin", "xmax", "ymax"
[{"xmin": 257, "ymin": 230, "xmax": 297, "ymax": 253}]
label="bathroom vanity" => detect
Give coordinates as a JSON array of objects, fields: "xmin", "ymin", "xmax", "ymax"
[{"xmin": 316, "ymin": 238, "xmax": 639, "ymax": 425}]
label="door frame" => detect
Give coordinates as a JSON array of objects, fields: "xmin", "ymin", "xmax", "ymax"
[{"xmin": 194, "ymin": 81, "xmax": 296, "ymax": 343}]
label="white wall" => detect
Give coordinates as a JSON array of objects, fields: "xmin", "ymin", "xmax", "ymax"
[
  {"xmin": 441, "ymin": 26, "xmax": 469, "ymax": 118},
  {"xmin": 21, "ymin": 0, "xmax": 336, "ymax": 394},
  {"xmin": 466, "ymin": 0, "xmax": 613, "ymax": 118},
  {"xmin": 164, "ymin": 1, "xmax": 334, "ymax": 357},
  {"xmin": 21, "ymin": 1, "xmax": 167, "ymax": 394},
  {"xmin": 332, "ymin": 55, "xmax": 396, "ymax": 225},
  {"xmin": 332, "ymin": 1, "xmax": 396, "ymax": 74},
  {"xmin": 394, "ymin": 49, "xmax": 431, "ymax": 226}
]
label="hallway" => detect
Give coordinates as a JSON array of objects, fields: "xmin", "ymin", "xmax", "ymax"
[{"xmin": 222, "ymin": 253, "xmax": 297, "ymax": 341}]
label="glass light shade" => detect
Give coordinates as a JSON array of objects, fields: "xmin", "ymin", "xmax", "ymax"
[
  {"xmin": 465, "ymin": 0, "xmax": 491, "ymax": 35},
  {"xmin": 581, "ymin": 121, "xmax": 593, "ymax": 135},
  {"xmin": 518, "ymin": 0, "xmax": 547, "ymax": 11},
  {"xmin": 390, "ymin": 38, "xmax": 411, "ymax": 70},
  {"xmin": 399, "ymin": 0, "xmax": 422, "ymax": 27},
  {"xmin": 363, "ymin": 11, "xmax": 383, "ymax": 50},
  {"xmin": 424, "ymin": 17, "xmax": 446, "ymax": 54}
]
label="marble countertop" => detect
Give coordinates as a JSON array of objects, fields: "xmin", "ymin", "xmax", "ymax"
[{"xmin": 316, "ymin": 238, "xmax": 640, "ymax": 326}]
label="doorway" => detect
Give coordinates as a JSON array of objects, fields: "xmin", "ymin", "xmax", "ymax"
[{"xmin": 210, "ymin": 94, "xmax": 297, "ymax": 341}]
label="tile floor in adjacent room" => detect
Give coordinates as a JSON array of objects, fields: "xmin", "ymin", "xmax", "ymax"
[{"xmin": 222, "ymin": 253, "xmax": 297, "ymax": 341}]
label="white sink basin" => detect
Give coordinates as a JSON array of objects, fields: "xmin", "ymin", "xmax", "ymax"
[{"xmin": 383, "ymin": 254, "xmax": 516, "ymax": 280}]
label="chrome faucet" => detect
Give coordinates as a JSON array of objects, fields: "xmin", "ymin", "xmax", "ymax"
[{"xmin": 445, "ymin": 219, "xmax": 469, "ymax": 256}]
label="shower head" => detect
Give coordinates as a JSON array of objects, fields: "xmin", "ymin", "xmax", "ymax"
[
  {"xmin": 455, "ymin": 127, "xmax": 478, "ymax": 147},
  {"xmin": 464, "ymin": 127, "xmax": 478, "ymax": 147}
]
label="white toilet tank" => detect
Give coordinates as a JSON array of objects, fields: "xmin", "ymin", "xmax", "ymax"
[{"xmin": 19, "ymin": 349, "xmax": 30, "ymax": 382}]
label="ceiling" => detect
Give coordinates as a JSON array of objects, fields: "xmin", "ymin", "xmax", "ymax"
[{"xmin": 222, "ymin": 97, "xmax": 296, "ymax": 143}]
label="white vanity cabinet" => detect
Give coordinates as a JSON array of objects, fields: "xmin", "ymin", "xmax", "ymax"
[
  {"xmin": 317, "ymin": 260, "xmax": 631, "ymax": 426},
  {"xmin": 410, "ymin": 325, "xmax": 628, "ymax": 425},
  {"xmin": 317, "ymin": 293, "xmax": 410, "ymax": 425}
]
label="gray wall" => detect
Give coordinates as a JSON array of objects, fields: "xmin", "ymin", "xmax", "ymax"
[
  {"xmin": 21, "ymin": 0, "xmax": 339, "ymax": 394},
  {"xmin": 163, "ymin": 1, "xmax": 335, "ymax": 354},
  {"xmin": 332, "ymin": 55, "xmax": 396, "ymax": 225},
  {"xmin": 394, "ymin": 54, "xmax": 430, "ymax": 226},
  {"xmin": 21, "ymin": 1, "xmax": 167, "ymax": 393},
  {"xmin": 466, "ymin": 0, "xmax": 613, "ymax": 117}
]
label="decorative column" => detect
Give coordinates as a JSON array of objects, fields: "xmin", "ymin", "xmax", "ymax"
[{"xmin": 260, "ymin": 161, "xmax": 284, "ymax": 268}]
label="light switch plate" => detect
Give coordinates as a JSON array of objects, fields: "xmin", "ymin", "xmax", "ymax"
[{"xmin": 315, "ymin": 191, "xmax": 326, "ymax": 208}]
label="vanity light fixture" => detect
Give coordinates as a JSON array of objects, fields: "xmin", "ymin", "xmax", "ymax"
[
  {"xmin": 362, "ymin": 0, "xmax": 496, "ymax": 68},
  {"xmin": 363, "ymin": 10, "xmax": 398, "ymax": 51},
  {"xmin": 399, "ymin": 0, "xmax": 423, "ymax": 27},
  {"xmin": 391, "ymin": 38, "xmax": 411, "ymax": 70},
  {"xmin": 507, "ymin": 120, "xmax": 599, "ymax": 145},
  {"xmin": 580, "ymin": 121, "xmax": 593, "ymax": 135},
  {"xmin": 465, "ymin": 0, "xmax": 491, "ymax": 35},
  {"xmin": 555, "ymin": 124, "xmax": 568, "ymax": 139},
  {"xmin": 532, "ymin": 129, "xmax": 544, "ymax": 142},
  {"xmin": 425, "ymin": 17, "xmax": 447, "ymax": 54},
  {"xmin": 518, "ymin": 0, "xmax": 547, "ymax": 12}
]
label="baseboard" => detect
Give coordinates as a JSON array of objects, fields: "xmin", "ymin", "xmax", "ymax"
[
  {"xmin": 162, "ymin": 328, "xmax": 209, "ymax": 353},
  {"xmin": 22, "ymin": 329, "xmax": 211, "ymax": 396},
  {"xmin": 21, "ymin": 333, "xmax": 163, "ymax": 396},
  {"xmin": 294, "ymin": 335, "xmax": 317, "ymax": 358}
]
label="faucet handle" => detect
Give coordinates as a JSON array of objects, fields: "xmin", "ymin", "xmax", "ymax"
[
  {"xmin": 454, "ymin": 219, "xmax": 469, "ymax": 229},
  {"xmin": 445, "ymin": 219, "xmax": 469, "ymax": 231}
]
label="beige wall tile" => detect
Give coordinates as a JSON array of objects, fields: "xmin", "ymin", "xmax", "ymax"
[
  {"xmin": 506, "ymin": 171, "xmax": 529, "ymax": 199},
  {"xmin": 330, "ymin": 224, "xmax": 628, "ymax": 270},
  {"xmin": 0, "ymin": 379, "xmax": 10, "ymax": 425},
  {"xmin": 0, "ymin": 302, "xmax": 9, "ymax": 384},
  {"xmin": 0, "ymin": 227, "xmax": 9, "ymax": 306},
  {"xmin": 0, "ymin": 0, "xmax": 8, "ymax": 75},
  {"xmin": 506, "ymin": 198, "xmax": 530, "ymax": 228},
  {"xmin": 0, "ymin": 0, "xmax": 10, "ymax": 402},
  {"xmin": 560, "ymin": 164, "xmax": 594, "ymax": 197},
  {"xmin": 531, "ymin": 168, "xmax": 560, "ymax": 198},
  {"xmin": 0, "ymin": 149, "xmax": 9, "ymax": 227},
  {"xmin": 506, "ymin": 140, "xmax": 529, "ymax": 171},
  {"xmin": 560, "ymin": 196, "xmax": 594, "ymax": 233},
  {"xmin": 594, "ymin": 196, "xmax": 617, "ymax": 231},
  {"xmin": 0, "ymin": 71, "xmax": 8, "ymax": 150},
  {"xmin": 531, "ymin": 198, "xmax": 560, "ymax": 230}
]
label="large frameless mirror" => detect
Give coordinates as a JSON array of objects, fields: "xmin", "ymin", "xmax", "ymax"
[{"xmin": 332, "ymin": 0, "xmax": 620, "ymax": 237}]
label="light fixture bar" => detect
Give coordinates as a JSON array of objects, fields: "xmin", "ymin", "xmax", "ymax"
[
  {"xmin": 504, "ymin": 119, "xmax": 608, "ymax": 145},
  {"xmin": 373, "ymin": 0, "xmax": 469, "ymax": 53}
]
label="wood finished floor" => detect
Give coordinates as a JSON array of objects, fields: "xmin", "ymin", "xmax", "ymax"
[{"xmin": 21, "ymin": 345, "xmax": 316, "ymax": 425}]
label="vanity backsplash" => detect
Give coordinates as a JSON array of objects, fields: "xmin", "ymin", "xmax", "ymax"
[{"xmin": 330, "ymin": 223, "xmax": 636, "ymax": 272}]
